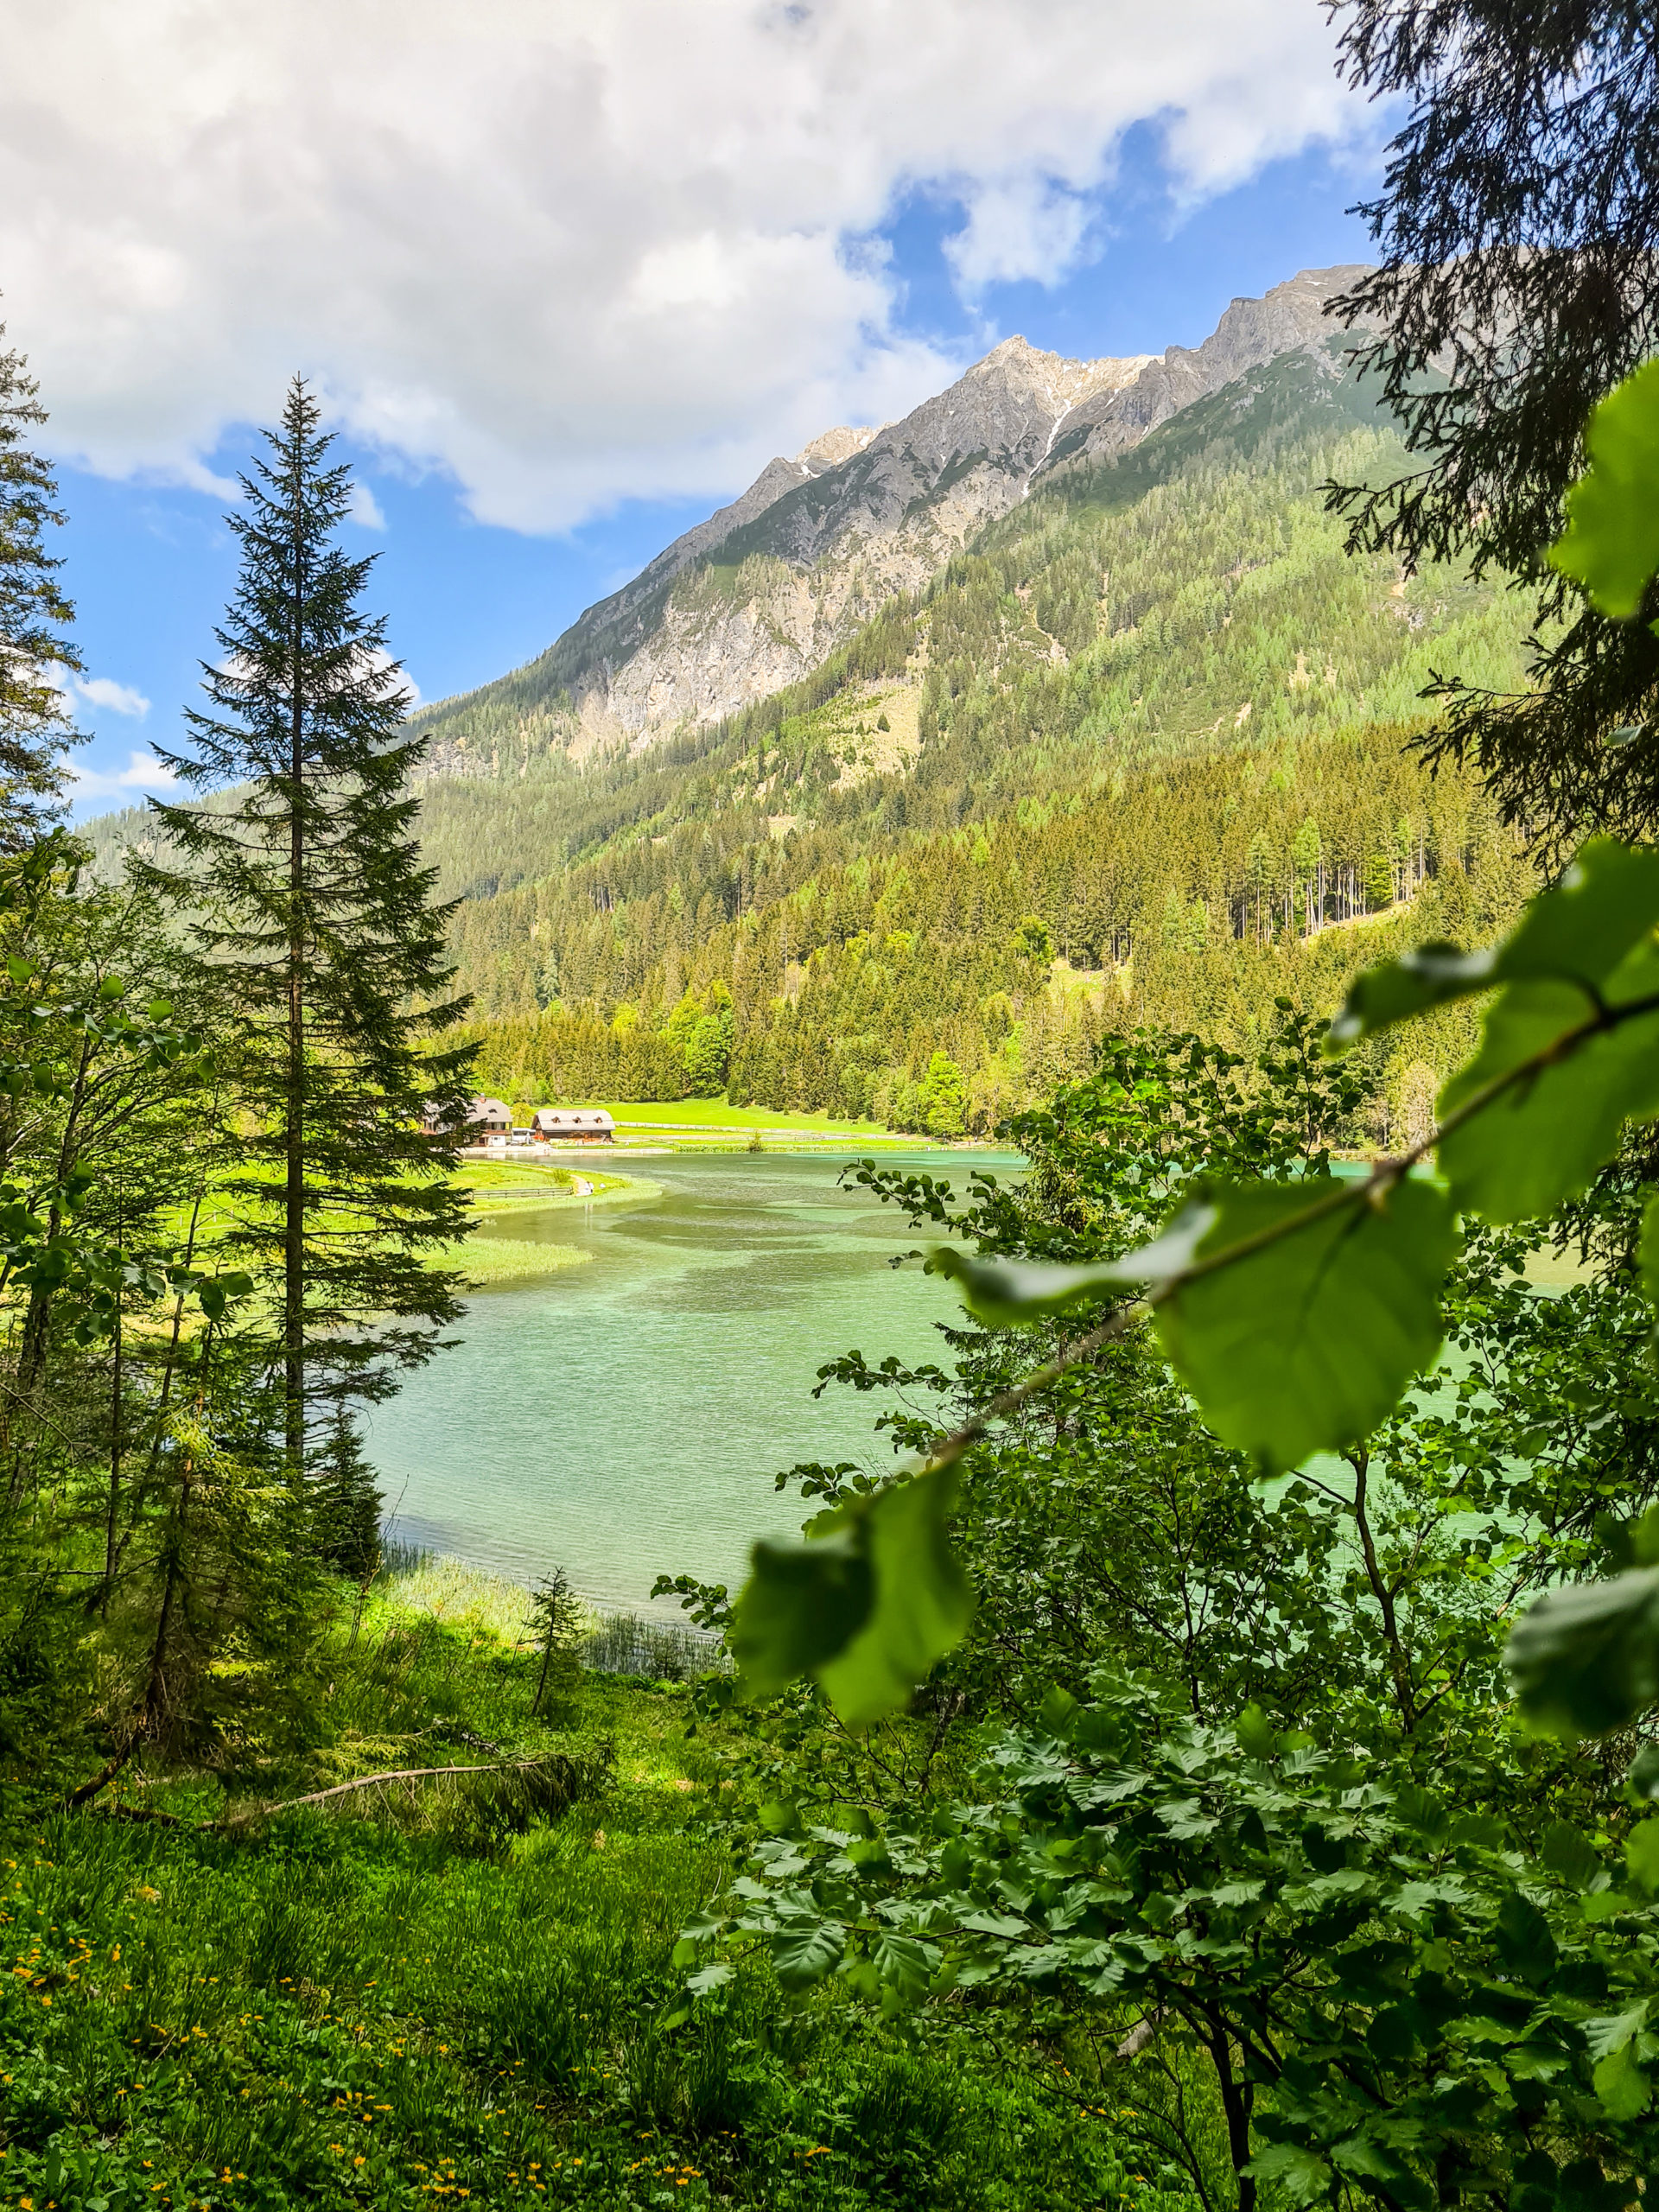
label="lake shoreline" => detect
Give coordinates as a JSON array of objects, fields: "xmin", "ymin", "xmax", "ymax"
[{"xmin": 370, "ymin": 1147, "xmax": 1024, "ymax": 1611}]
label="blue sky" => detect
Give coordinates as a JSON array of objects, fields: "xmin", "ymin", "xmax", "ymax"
[{"xmin": 10, "ymin": 3, "xmax": 1384, "ymax": 811}]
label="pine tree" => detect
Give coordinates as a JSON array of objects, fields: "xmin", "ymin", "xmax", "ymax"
[
  {"xmin": 315, "ymin": 1405, "xmax": 382, "ymax": 1583},
  {"xmin": 137, "ymin": 378, "xmax": 475, "ymax": 1473},
  {"xmin": 0, "ymin": 321, "xmax": 78, "ymax": 846},
  {"xmin": 1329, "ymin": 1, "xmax": 1659, "ymax": 848}
]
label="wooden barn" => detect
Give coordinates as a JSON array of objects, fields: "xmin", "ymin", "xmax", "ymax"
[{"xmin": 531, "ymin": 1109, "xmax": 616, "ymax": 1145}]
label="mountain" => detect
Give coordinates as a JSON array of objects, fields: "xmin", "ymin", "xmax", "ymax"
[
  {"xmin": 412, "ymin": 266, "xmax": 1378, "ymax": 771},
  {"xmin": 401, "ymin": 338, "xmax": 1538, "ymax": 1136},
  {"xmin": 81, "ymin": 270, "xmax": 1537, "ymax": 1139}
]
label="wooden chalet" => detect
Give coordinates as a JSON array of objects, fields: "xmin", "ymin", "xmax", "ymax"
[
  {"xmin": 531, "ymin": 1109, "xmax": 616, "ymax": 1145},
  {"xmin": 421, "ymin": 1096, "xmax": 514, "ymax": 1143}
]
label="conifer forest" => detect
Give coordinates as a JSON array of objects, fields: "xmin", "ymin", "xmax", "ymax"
[{"xmin": 13, "ymin": 5, "xmax": 1659, "ymax": 2212}]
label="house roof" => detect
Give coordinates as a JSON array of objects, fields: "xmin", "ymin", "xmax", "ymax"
[
  {"xmin": 468, "ymin": 1097, "xmax": 512, "ymax": 1121},
  {"xmin": 533, "ymin": 1108, "xmax": 615, "ymax": 1128}
]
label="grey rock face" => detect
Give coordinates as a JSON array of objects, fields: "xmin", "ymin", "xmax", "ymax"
[
  {"xmin": 1036, "ymin": 265, "xmax": 1381, "ymax": 475},
  {"xmin": 416, "ymin": 264, "xmax": 1377, "ymax": 766}
]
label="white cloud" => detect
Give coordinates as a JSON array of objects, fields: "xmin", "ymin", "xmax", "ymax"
[
  {"xmin": 44, "ymin": 664, "xmax": 153, "ymax": 720},
  {"xmin": 944, "ymin": 178, "xmax": 1098, "ymax": 293},
  {"xmin": 346, "ymin": 481, "xmax": 386, "ymax": 530},
  {"xmin": 64, "ymin": 748, "xmax": 180, "ymax": 802},
  {"xmin": 75, "ymin": 675, "xmax": 151, "ymax": 719},
  {"xmin": 0, "ymin": 1, "xmax": 1375, "ymax": 533},
  {"xmin": 366, "ymin": 648, "xmax": 422, "ymax": 711}
]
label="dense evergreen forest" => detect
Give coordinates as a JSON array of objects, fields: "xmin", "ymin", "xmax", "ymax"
[{"xmin": 419, "ymin": 353, "xmax": 1541, "ymax": 1129}]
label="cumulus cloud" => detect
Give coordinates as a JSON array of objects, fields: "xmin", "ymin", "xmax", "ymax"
[
  {"xmin": 63, "ymin": 749, "xmax": 180, "ymax": 803},
  {"xmin": 346, "ymin": 481, "xmax": 386, "ymax": 530},
  {"xmin": 43, "ymin": 664, "xmax": 152, "ymax": 720},
  {"xmin": 75, "ymin": 675, "xmax": 151, "ymax": 719},
  {"xmin": 1, "ymin": 1, "xmax": 1374, "ymax": 532}
]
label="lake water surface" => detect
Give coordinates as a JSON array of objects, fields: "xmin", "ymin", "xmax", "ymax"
[{"xmin": 366, "ymin": 1149, "xmax": 1020, "ymax": 1610}]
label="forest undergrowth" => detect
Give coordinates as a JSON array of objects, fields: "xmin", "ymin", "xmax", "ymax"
[{"xmin": 0, "ymin": 1561, "xmax": 1192, "ymax": 2212}]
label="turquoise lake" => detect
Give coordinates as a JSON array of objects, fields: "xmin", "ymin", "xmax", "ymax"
[{"xmin": 365, "ymin": 1149, "xmax": 1021, "ymax": 1611}]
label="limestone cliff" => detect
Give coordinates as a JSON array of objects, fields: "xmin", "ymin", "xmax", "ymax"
[{"xmin": 415, "ymin": 265, "xmax": 1376, "ymax": 774}]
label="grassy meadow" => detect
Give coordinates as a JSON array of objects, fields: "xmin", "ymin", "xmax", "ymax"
[
  {"xmin": 0, "ymin": 1561, "xmax": 1193, "ymax": 2212},
  {"xmin": 519, "ymin": 1103, "xmax": 931, "ymax": 1148},
  {"xmin": 443, "ymin": 1162, "xmax": 658, "ymax": 1289}
]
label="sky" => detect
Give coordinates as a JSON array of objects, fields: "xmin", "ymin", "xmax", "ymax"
[{"xmin": 0, "ymin": 0, "xmax": 1390, "ymax": 812}]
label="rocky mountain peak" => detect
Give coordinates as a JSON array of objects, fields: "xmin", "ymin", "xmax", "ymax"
[
  {"xmin": 970, "ymin": 333, "xmax": 1155, "ymax": 418},
  {"xmin": 795, "ymin": 424, "xmax": 880, "ymax": 470},
  {"xmin": 413, "ymin": 264, "xmax": 1381, "ymax": 767}
]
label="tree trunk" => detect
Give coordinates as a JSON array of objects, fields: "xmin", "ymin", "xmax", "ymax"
[
  {"xmin": 285, "ymin": 512, "xmax": 306, "ymax": 1478},
  {"xmin": 101, "ymin": 1298, "xmax": 123, "ymax": 1613}
]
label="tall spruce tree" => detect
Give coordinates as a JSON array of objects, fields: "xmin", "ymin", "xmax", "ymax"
[
  {"xmin": 138, "ymin": 378, "xmax": 474, "ymax": 1472},
  {"xmin": 1328, "ymin": 1, "xmax": 1659, "ymax": 850},
  {"xmin": 0, "ymin": 317, "xmax": 78, "ymax": 846}
]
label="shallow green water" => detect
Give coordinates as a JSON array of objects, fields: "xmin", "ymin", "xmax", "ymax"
[{"xmin": 366, "ymin": 1150, "xmax": 1020, "ymax": 1610}]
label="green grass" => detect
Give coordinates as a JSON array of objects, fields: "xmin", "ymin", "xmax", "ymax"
[
  {"xmin": 456, "ymin": 1165, "xmax": 639, "ymax": 1205},
  {"xmin": 0, "ymin": 1568, "xmax": 1194, "ymax": 2212},
  {"xmin": 439, "ymin": 1166, "xmax": 660, "ymax": 1288},
  {"xmin": 442, "ymin": 1236, "xmax": 593, "ymax": 1288},
  {"xmin": 547, "ymin": 1101, "xmax": 936, "ymax": 1144}
]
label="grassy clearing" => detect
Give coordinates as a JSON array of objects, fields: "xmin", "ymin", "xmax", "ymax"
[
  {"xmin": 456, "ymin": 1166, "xmax": 639, "ymax": 1208},
  {"xmin": 435, "ymin": 1165, "xmax": 660, "ymax": 1290},
  {"xmin": 0, "ymin": 1566, "xmax": 1188, "ymax": 2212},
  {"xmin": 557, "ymin": 1102, "xmax": 890, "ymax": 1135},
  {"xmin": 372, "ymin": 1554, "xmax": 719, "ymax": 1681}
]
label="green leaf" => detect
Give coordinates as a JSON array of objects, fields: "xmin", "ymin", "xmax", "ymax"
[
  {"xmin": 1628, "ymin": 1821, "xmax": 1659, "ymax": 1896},
  {"xmin": 1639, "ymin": 1198, "xmax": 1659, "ymax": 1327},
  {"xmin": 1504, "ymin": 841, "xmax": 1659, "ymax": 985},
  {"xmin": 930, "ymin": 1249, "xmax": 1130, "ymax": 1325},
  {"xmin": 1437, "ymin": 957, "xmax": 1659, "ymax": 1222},
  {"xmin": 1038, "ymin": 1684, "xmax": 1081, "ymax": 1740},
  {"xmin": 685, "ymin": 1959, "xmax": 733, "ymax": 1998},
  {"xmin": 931, "ymin": 1203, "xmax": 1212, "ymax": 1326},
  {"xmin": 817, "ymin": 1467, "xmax": 975, "ymax": 1723},
  {"xmin": 1541, "ymin": 1820, "xmax": 1605, "ymax": 1893},
  {"xmin": 871, "ymin": 1932, "xmax": 937, "ymax": 2004},
  {"xmin": 1506, "ymin": 1568, "xmax": 1659, "ymax": 1737},
  {"xmin": 1242, "ymin": 2143, "xmax": 1333, "ymax": 2206},
  {"xmin": 729, "ymin": 1464, "xmax": 974, "ymax": 1724},
  {"xmin": 1549, "ymin": 359, "xmax": 1659, "ymax": 618},
  {"xmin": 767, "ymin": 1915, "xmax": 846, "ymax": 1990},
  {"xmin": 1409, "ymin": 842, "xmax": 1659, "ymax": 1220},
  {"xmin": 1328, "ymin": 941, "xmax": 1497, "ymax": 1048},
  {"xmin": 1332, "ymin": 837, "xmax": 1659, "ymax": 1058},
  {"xmin": 1593, "ymin": 2038, "xmax": 1653, "ymax": 2123},
  {"xmin": 1585, "ymin": 2003, "xmax": 1649, "ymax": 2063},
  {"xmin": 729, "ymin": 1527, "xmax": 872, "ymax": 1700},
  {"xmin": 1154, "ymin": 1176, "xmax": 1456, "ymax": 1474},
  {"xmin": 1330, "ymin": 2133, "xmax": 1406, "ymax": 2185},
  {"xmin": 1234, "ymin": 1703, "xmax": 1278, "ymax": 1761},
  {"xmin": 1496, "ymin": 1889, "xmax": 1558, "ymax": 1989}
]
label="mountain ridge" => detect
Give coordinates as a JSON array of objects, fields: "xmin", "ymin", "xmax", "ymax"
[{"xmin": 412, "ymin": 264, "xmax": 1379, "ymax": 772}]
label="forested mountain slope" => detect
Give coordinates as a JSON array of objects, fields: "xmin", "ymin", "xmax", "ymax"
[
  {"xmin": 82, "ymin": 341, "xmax": 1539, "ymax": 1134},
  {"xmin": 409, "ymin": 265, "xmax": 1376, "ymax": 760},
  {"xmin": 402, "ymin": 345, "xmax": 1537, "ymax": 1131}
]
